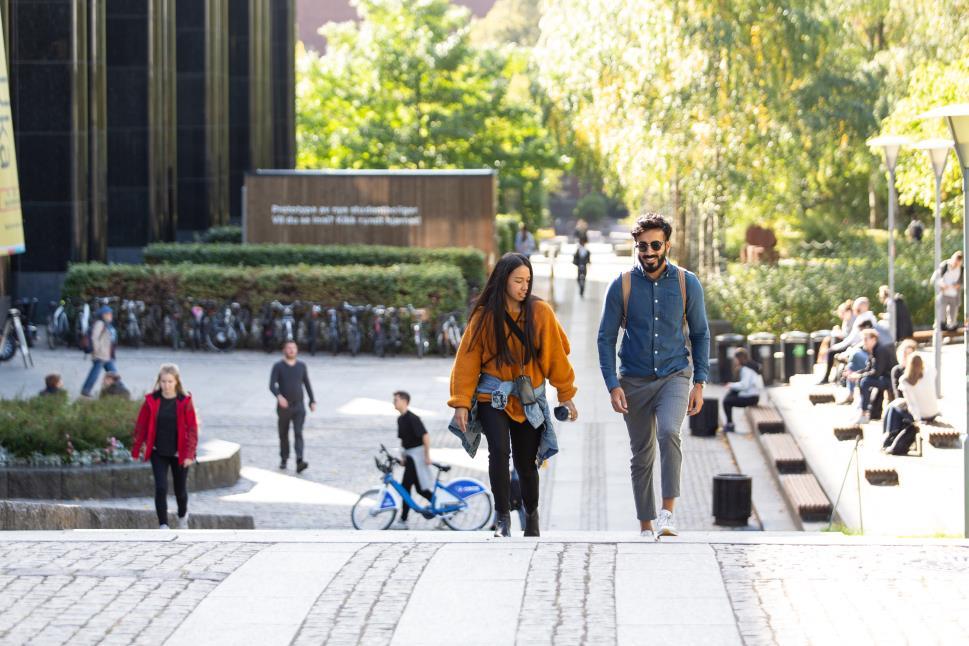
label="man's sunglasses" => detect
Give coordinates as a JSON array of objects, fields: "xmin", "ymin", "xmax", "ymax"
[{"xmin": 636, "ymin": 241, "xmax": 665, "ymax": 252}]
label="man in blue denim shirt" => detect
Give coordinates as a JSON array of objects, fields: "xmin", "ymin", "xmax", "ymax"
[{"xmin": 597, "ymin": 213, "xmax": 710, "ymax": 539}]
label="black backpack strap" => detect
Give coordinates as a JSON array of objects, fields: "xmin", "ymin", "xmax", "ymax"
[{"xmin": 505, "ymin": 312, "xmax": 544, "ymax": 379}]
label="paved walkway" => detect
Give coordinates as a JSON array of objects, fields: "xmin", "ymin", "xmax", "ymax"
[
  {"xmin": 0, "ymin": 531, "xmax": 967, "ymax": 646},
  {"xmin": 2, "ymin": 246, "xmax": 789, "ymax": 533}
]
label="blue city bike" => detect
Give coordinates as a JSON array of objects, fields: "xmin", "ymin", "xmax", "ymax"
[{"xmin": 351, "ymin": 445, "xmax": 494, "ymax": 531}]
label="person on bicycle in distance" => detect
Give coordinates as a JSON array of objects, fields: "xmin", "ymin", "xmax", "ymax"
[{"xmin": 449, "ymin": 252, "xmax": 578, "ymax": 538}]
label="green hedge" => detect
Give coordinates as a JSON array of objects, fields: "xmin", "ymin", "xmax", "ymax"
[
  {"xmin": 0, "ymin": 396, "xmax": 140, "ymax": 461},
  {"xmin": 62, "ymin": 262, "xmax": 467, "ymax": 319},
  {"xmin": 144, "ymin": 243, "xmax": 486, "ymax": 289},
  {"xmin": 496, "ymin": 214, "xmax": 523, "ymax": 255},
  {"xmin": 194, "ymin": 225, "xmax": 242, "ymax": 244}
]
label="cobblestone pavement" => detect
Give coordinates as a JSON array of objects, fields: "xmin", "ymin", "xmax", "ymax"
[
  {"xmin": 0, "ymin": 541, "xmax": 266, "ymax": 645},
  {"xmin": 0, "ymin": 533, "xmax": 967, "ymax": 645}
]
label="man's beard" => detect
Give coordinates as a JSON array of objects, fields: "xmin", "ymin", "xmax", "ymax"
[{"xmin": 639, "ymin": 250, "xmax": 666, "ymax": 273}]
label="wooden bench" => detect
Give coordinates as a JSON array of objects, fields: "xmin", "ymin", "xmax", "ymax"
[
  {"xmin": 927, "ymin": 430, "xmax": 960, "ymax": 449},
  {"xmin": 746, "ymin": 406, "xmax": 785, "ymax": 434},
  {"xmin": 761, "ymin": 434, "xmax": 807, "ymax": 474},
  {"xmin": 912, "ymin": 327, "xmax": 964, "ymax": 344},
  {"xmin": 833, "ymin": 425, "xmax": 863, "ymax": 442},
  {"xmin": 865, "ymin": 468, "xmax": 899, "ymax": 486},
  {"xmin": 809, "ymin": 391, "xmax": 836, "ymax": 405},
  {"xmin": 779, "ymin": 474, "xmax": 832, "ymax": 522}
]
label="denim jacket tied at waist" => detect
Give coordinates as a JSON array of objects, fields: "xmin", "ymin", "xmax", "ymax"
[{"xmin": 448, "ymin": 373, "xmax": 559, "ymax": 465}]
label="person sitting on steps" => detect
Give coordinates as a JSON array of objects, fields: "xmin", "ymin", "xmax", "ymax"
[{"xmin": 722, "ymin": 348, "xmax": 764, "ymax": 433}]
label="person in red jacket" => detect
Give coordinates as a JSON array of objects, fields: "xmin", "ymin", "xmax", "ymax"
[{"xmin": 132, "ymin": 364, "xmax": 199, "ymax": 529}]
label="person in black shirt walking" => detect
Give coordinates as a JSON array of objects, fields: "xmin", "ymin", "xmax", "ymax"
[
  {"xmin": 269, "ymin": 340, "xmax": 316, "ymax": 472},
  {"xmin": 393, "ymin": 391, "xmax": 433, "ymax": 529}
]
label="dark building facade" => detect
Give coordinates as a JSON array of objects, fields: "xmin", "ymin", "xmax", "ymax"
[{"xmin": 1, "ymin": 0, "xmax": 295, "ymax": 302}]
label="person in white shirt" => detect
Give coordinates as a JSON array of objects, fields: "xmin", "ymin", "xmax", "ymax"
[
  {"xmin": 819, "ymin": 297, "xmax": 877, "ymax": 384},
  {"xmin": 722, "ymin": 348, "xmax": 765, "ymax": 432},
  {"xmin": 897, "ymin": 354, "xmax": 939, "ymax": 422},
  {"xmin": 514, "ymin": 223, "xmax": 536, "ymax": 256},
  {"xmin": 932, "ymin": 251, "xmax": 963, "ymax": 331}
]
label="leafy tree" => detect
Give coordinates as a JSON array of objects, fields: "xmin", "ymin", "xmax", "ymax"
[{"xmin": 296, "ymin": 0, "xmax": 561, "ymax": 230}]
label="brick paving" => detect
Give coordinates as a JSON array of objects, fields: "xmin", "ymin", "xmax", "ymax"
[{"xmin": 0, "ymin": 541, "xmax": 266, "ymax": 645}]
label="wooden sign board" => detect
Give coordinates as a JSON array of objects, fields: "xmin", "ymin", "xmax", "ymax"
[{"xmin": 244, "ymin": 169, "xmax": 497, "ymax": 261}]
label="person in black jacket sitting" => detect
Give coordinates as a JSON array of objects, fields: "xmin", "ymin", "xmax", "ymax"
[{"xmin": 848, "ymin": 329, "xmax": 897, "ymax": 424}]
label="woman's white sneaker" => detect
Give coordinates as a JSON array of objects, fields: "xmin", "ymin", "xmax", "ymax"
[
  {"xmin": 656, "ymin": 510, "xmax": 678, "ymax": 537},
  {"xmin": 639, "ymin": 529, "xmax": 655, "ymax": 540}
]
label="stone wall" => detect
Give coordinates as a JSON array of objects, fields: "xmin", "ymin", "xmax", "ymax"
[{"xmin": 0, "ymin": 500, "xmax": 254, "ymax": 530}]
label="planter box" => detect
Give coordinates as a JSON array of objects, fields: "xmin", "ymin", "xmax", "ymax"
[{"xmin": 1, "ymin": 439, "xmax": 241, "ymax": 500}]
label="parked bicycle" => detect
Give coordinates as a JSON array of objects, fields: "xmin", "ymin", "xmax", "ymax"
[
  {"xmin": 351, "ymin": 445, "xmax": 493, "ymax": 531},
  {"xmin": 325, "ymin": 307, "xmax": 341, "ymax": 355},
  {"xmin": 0, "ymin": 307, "xmax": 33, "ymax": 367},
  {"xmin": 120, "ymin": 299, "xmax": 145, "ymax": 347},
  {"xmin": 437, "ymin": 311, "xmax": 463, "ymax": 357},
  {"xmin": 371, "ymin": 305, "xmax": 389, "ymax": 357},
  {"xmin": 46, "ymin": 299, "xmax": 71, "ymax": 349},
  {"xmin": 386, "ymin": 306, "xmax": 403, "ymax": 357},
  {"xmin": 303, "ymin": 303, "xmax": 323, "ymax": 355},
  {"xmin": 185, "ymin": 299, "xmax": 207, "ymax": 351},
  {"xmin": 343, "ymin": 302, "xmax": 368, "ymax": 357},
  {"xmin": 206, "ymin": 301, "xmax": 241, "ymax": 352},
  {"xmin": 272, "ymin": 300, "xmax": 300, "ymax": 346},
  {"xmin": 406, "ymin": 305, "xmax": 430, "ymax": 358}
]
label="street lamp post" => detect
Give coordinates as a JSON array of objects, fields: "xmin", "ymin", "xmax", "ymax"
[
  {"xmin": 867, "ymin": 135, "xmax": 911, "ymax": 342},
  {"xmin": 921, "ymin": 104, "xmax": 969, "ymax": 539},
  {"xmin": 914, "ymin": 139, "xmax": 953, "ymax": 399}
]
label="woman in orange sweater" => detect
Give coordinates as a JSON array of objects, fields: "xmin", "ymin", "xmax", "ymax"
[{"xmin": 449, "ymin": 252, "xmax": 578, "ymax": 538}]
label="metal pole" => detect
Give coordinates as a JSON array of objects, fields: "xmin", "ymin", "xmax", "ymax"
[
  {"xmin": 962, "ymin": 170, "xmax": 969, "ymax": 539},
  {"xmin": 934, "ymin": 173, "xmax": 943, "ymax": 399},
  {"xmin": 888, "ymin": 168, "xmax": 897, "ymax": 342}
]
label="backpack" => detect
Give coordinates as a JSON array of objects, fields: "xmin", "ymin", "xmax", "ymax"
[{"xmin": 882, "ymin": 404, "xmax": 917, "ymax": 455}]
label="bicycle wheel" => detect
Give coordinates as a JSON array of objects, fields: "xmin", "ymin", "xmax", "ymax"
[
  {"xmin": 351, "ymin": 489, "xmax": 397, "ymax": 530},
  {"xmin": 442, "ymin": 490, "xmax": 493, "ymax": 531}
]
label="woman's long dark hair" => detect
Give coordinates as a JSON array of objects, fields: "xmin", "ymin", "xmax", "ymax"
[{"xmin": 467, "ymin": 253, "xmax": 540, "ymax": 368}]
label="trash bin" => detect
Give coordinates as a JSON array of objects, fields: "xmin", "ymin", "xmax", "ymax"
[
  {"xmin": 747, "ymin": 332, "xmax": 777, "ymax": 386},
  {"xmin": 712, "ymin": 473, "xmax": 752, "ymax": 526},
  {"xmin": 780, "ymin": 331, "xmax": 811, "ymax": 382},
  {"xmin": 715, "ymin": 333, "xmax": 746, "ymax": 383},
  {"xmin": 689, "ymin": 397, "xmax": 720, "ymax": 436},
  {"xmin": 810, "ymin": 330, "xmax": 830, "ymax": 368}
]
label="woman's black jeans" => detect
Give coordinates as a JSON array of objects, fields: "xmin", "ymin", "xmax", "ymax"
[
  {"xmin": 722, "ymin": 393, "xmax": 759, "ymax": 423},
  {"xmin": 150, "ymin": 453, "xmax": 188, "ymax": 526},
  {"xmin": 478, "ymin": 405, "xmax": 542, "ymax": 516}
]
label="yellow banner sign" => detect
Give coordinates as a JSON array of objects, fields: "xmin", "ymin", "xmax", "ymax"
[{"xmin": 0, "ymin": 11, "xmax": 24, "ymax": 256}]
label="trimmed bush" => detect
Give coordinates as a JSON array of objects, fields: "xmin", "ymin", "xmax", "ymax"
[
  {"xmin": 144, "ymin": 243, "xmax": 486, "ymax": 289},
  {"xmin": 62, "ymin": 262, "xmax": 467, "ymax": 319},
  {"xmin": 0, "ymin": 396, "xmax": 140, "ymax": 461},
  {"xmin": 496, "ymin": 214, "xmax": 523, "ymax": 255},
  {"xmin": 194, "ymin": 225, "xmax": 242, "ymax": 244}
]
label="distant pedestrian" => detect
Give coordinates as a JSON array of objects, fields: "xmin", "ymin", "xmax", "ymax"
[
  {"xmin": 597, "ymin": 212, "xmax": 710, "ymax": 540},
  {"xmin": 514, "ymin": 223, "xmax": 536, "ymax": 256},
  {"xmin": 270, "ymin": 340, "xmax": 316, "ymax": 473},
  {"xmin": 721, "ymin": 349, "xmax": 764, "ymax": 432},
  {"xmin": 906, "ymin": 217, "xmax": 924, "ymax": 242},
  {"xmin": 932, "ymin": 251, "xmax": 963, "ymax": 331},
  {"xmin": 38, "ymin": 373, "xmax": 66, "ymax": 397},
  {"xmin": 392, "ymin": 391, "xmax": 433, "ymax": 529},
  {"xmin": 99, "ymin": 372, "xmax": 131, "ymax": 399},
  {"xmin": 80, "ymin": 306, "xmax": 117, "ymax": 397},
  {"xmin": 132, "ymin": 364, "xmax": 198, "ymax": 530},
  {"xmin": 573, "ymin": 238, "xmax": 591, "ymax": 297},
  {"xmin": 449, "ymin": 252, "xmax": 578, "ymax": 538},
  {"xmin": 878, "ymin": 285, "xmax": 913, "ymax": 341}
]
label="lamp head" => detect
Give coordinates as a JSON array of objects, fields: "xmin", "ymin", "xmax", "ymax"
[
  {"xmin": 914, "ymin": 139, "xmax": 953, "ymax": 180},
  {"xmin": 919, "ymin": 104, "xmax": 969, "ymax": 170},
  {"xmin": 867, "ymin": 135, "xmax": 911, "ymax": 173}
]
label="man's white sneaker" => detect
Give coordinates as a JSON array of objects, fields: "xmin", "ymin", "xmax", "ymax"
[
  {"xmin": 393, "ymin": 518, "xmax": 408, "ymax": 530},
  {"xmin": 175, "ymin": 514, "xmax": 189, "ymax": 530},
  {"xmin": 158, "ymin": 524, "xmax": 170, "ymax": 530},
  {"xmin": 639, "ymin": 529, "xmax": 655, "ymax": 540},
  {"xmin": 854, "ymin": 411, "xmax": 870, "ymax": 425},
  {"xmin": 656, "ymin": 510, "xmax": 678, "ymax": 537}
]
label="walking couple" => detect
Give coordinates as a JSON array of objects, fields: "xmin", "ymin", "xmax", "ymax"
[{"xmin": 449, "ymin": 213, "xmax": 710, "ymax": 538}]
